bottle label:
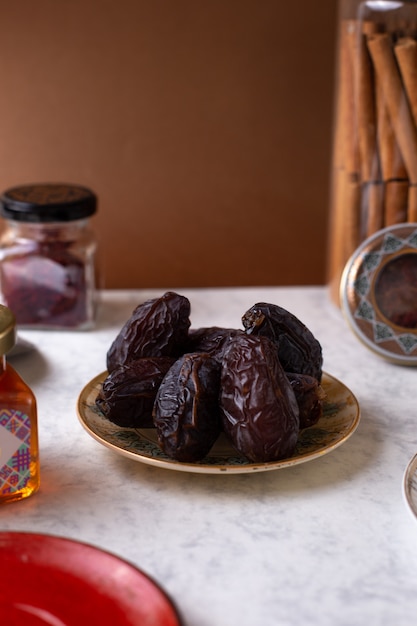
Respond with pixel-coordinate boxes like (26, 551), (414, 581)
(0, 409), (31, 495)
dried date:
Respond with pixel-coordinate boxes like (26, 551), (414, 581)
(220, 334), (299, 463)
(185, 326), (244, 362)
(96, 357), (175, 427)
(107, 292), (191, 372)
(242, 302), (323, 381)
(153, 352), (221, 462)
(286, 372), (325, 429)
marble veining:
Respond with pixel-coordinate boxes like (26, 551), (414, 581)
(3, 287), (417, 626)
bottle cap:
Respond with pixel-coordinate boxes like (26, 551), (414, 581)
(0, 183), (97, 223)
(340, 223), (417, 365)
(0, 305), (16, 355)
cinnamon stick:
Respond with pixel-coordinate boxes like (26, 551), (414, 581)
(346, 21), (379, 181)
(328, 20), (362, 305)
(375, 77), (408, 181)
(335, 20), (360, 174)
(408, 184), (417, 222)
(327, 169), (348, 306)
(374, 72), (408, 226)
(385, 180), (408, 225)
(364, 181), (384, 235)
(345, 174), (362, 255)
(395, 37), (417, 128)
(328, 171), (361, 305)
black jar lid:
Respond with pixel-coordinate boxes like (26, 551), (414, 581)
(0, 183), (97, 222)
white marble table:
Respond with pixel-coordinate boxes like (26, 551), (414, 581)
(2, 286), (417, 626)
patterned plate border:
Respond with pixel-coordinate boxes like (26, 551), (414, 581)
(76, 371), (360, 474)
(403, 452), (417, 521)
(341, 223), (417, 365)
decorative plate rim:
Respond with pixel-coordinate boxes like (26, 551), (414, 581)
(0, 531), (183, 625)
(77, 370), (360, 475)
(403, 452), (417, 521)
(340, 222), (417, 365)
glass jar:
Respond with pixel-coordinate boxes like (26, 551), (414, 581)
(0, 305), (40, 503)
(328, 0), (417, 305)
(0, 183), (98, 330)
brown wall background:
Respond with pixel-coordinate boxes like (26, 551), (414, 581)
(0, 0), (338, 289)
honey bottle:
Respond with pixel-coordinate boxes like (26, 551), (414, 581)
(0, 305), (40, 503)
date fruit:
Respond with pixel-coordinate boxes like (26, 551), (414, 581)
(185, 326), (244, 362)
(286, 372), (325, 429)
(107, 292), (191, 372)
(220, 334), (300, 463)
(153, 352), (221, 462)
(96, 357), (175, 427)
(242, 302), (323, 381)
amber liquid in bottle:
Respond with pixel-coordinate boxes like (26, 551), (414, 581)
(0, 355), (40, 503)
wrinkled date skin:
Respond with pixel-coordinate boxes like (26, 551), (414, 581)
(107, 292), (191, 372)
(286, 372), (325, 429)
(96, 357), (176, 428)
(153, 353), (221, 462)
(220, 334), (300, 463)
(185, 327), (244, 362)
(242, 302), (323, 381)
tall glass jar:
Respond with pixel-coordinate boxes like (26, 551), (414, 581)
(0, 183), (98, 330)
(328, 0), (417, 304)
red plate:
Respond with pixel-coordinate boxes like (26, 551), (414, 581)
(0, 532), (183, 625)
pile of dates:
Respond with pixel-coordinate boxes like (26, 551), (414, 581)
(96, 291), (325, 464)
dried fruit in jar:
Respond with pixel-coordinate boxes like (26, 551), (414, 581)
(185, 326), (244, 361)
(96, 357), (176, 427)
(286, 372), (325, 429)
(242, 302), (323, 381)
(0, 242), (88, 327)
(107, 291), (191, 372)
(220, 334), (299, 463)
(153, 352), (221, 462)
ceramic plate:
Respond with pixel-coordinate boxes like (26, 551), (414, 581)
(77, 371), (360, 474)
(0, 532), (182, 625)
(403, 453), (417, 520)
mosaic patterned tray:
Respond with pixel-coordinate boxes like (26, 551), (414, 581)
(77, 371), (360, 474)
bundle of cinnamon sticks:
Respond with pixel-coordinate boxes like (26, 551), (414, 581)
(328, 13), (417, 303)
